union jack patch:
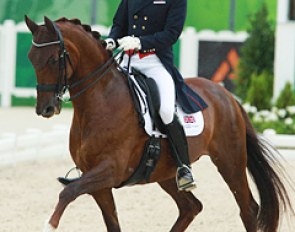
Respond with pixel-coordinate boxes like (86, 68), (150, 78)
(183, 116), (196, 124)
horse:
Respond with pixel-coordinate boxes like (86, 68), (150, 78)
(25, 16), (293, 232)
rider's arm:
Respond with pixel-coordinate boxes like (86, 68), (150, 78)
(108, 0), (128, 43)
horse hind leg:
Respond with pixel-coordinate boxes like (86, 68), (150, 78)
(158, 178), (203, 232)
(91, 189), (121, 232)
(209, 145), (259, 232)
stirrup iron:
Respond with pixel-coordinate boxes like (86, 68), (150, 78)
(176, 165), (196, 192)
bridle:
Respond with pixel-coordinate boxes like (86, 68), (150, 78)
(32, 21), (122, 102)
(33, 22), (72, 101)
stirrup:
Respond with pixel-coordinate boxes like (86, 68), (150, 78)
(57, 176), (80, 186)
(176, 165), (196, 192)
(57, 167), (81, 186)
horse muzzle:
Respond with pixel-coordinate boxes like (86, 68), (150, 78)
(36, 102), (61, 118)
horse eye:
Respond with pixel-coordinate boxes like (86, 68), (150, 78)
(48, 56), (59, 65)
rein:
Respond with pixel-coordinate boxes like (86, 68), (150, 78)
(32, 21), (122, 102)
(68, 50), (122, 101)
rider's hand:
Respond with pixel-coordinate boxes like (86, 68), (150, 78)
(117, 36), (141, 51)
(104, 38), (117, 51)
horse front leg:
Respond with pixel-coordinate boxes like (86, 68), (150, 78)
(43, 159), (118, 231)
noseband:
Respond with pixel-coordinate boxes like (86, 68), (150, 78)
(32, 22), (122, 102)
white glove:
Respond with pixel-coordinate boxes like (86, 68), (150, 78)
(117, 36), (142, 51)
(105, 38), (116, 51)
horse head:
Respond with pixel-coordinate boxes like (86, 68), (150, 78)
(25, 16), (66, 117)
(26, 15), (109, 118)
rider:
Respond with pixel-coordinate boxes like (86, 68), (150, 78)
(105, 0), (207, 191)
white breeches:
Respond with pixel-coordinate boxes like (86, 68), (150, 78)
(122, 54), (175, 124)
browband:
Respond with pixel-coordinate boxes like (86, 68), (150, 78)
(32, 40), (60, 48)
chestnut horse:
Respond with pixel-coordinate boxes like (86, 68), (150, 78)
(25, 16), (292, 232)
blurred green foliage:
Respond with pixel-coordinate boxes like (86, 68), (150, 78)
(246, 71), (273, 110)
(235, 4), (275, 100)
(276, 82), (295, 108)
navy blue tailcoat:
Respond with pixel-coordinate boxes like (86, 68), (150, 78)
(109, 0), (207, 113)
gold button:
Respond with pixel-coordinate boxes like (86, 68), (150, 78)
(142, 26), (146, 30)
(133, 25), (136, 29)
(134, 15), (138, 20)
(144, 16), (148, 21)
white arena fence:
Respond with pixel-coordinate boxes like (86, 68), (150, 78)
(0, 19), (248, 108)
(0, 125), (69, 165)
(0, 125), (294, 166)
(263, 133), (295, 159)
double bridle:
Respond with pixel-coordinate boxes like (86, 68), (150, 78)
(32, 21), (121, 102)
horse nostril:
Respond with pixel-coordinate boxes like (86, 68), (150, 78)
(46, 106), (55, 114)
(42, 105), (55, 117)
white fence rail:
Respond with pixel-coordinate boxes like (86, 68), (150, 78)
(0, 20), (248, 107)
(0, 125), (69, 165)
(0, 126), (294, 166)
(263, 133), (295, 159)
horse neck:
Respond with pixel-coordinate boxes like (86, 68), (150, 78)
(68, 37), (131, 124)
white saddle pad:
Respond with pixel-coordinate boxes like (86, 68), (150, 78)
(144, 105), (204, 137)
(130, 75), (204, 138)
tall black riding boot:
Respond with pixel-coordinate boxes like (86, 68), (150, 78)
(165, 115), (196, 191)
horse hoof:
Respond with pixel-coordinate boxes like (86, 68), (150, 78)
(43, 221), (56, 232)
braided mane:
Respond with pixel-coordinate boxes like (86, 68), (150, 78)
(56, 17), (102, 41)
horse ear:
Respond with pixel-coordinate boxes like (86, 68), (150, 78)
(25, 15), (39, 34)
(44, 16), (56, 34)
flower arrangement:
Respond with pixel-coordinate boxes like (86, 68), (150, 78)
(243, 103), (295, 134)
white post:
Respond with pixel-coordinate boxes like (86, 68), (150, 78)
(273, 24), (295, 100)
(273, 0), (295, 100)
(0, 20), (17, 108)
(277, 0), (289, 23)
(180, 27), (198, 78)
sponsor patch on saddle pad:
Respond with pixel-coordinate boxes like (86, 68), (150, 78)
(129, 75), (204, 137)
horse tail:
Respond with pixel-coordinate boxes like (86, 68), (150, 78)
(238, 102), (293, 232)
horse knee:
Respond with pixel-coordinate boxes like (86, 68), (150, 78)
(59, 185), (78, 203)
